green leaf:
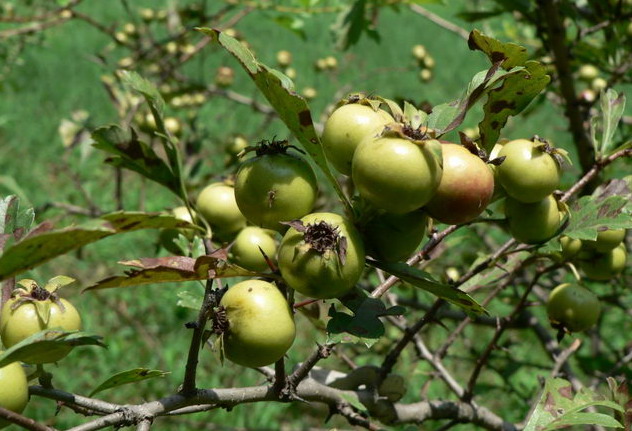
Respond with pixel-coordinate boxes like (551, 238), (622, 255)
(403, 101), (428, 129)
(0, 212), (197, 281)
(119, 66), (186, 199)
(119, 71), (165, 124)
(43, 275), (76, 293)
(368, 258), (487, 316)
(0, 195), (35, 250)
(198, 28), (352, 214)
(92, 125), (182, 197)
(89, 368), (169, 397)
(524, 378), (624, 431)
(564, 188), (632, 241)
(86, 251), (266, 290)
(591, 89), (626, 157)
(327, 289), (405, 347)
(0, 329), (105, 368)
(272, 15), (306, 40)
(330, 0), (373, 51)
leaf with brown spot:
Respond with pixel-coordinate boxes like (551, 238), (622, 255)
(478, 61), (550, 152)
(85, 252), (267, 290)
(0, 212), (200, 282)
(525, 378), (624, 431)
(564, 192), (632, 241)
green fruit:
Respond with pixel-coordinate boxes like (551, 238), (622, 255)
(322, 103), (394, 175)
(578, 244), (627, 280)
(496, 139), (561, 203)
(546, 283), (601, 332)
(353, 137), (443, 214)
(235, 145), (318, 230)
(505, 195), (561, 244)
(578, 64), (599, 81)
(363, 210), (427, 262)
(220, 280), (295, 368)
(278, 212), (366, 299)
(196, 183), (247, 239)
(560, 236), (582, 259)
(231, 227), (277, 272)
(0, 358), (29, 429)
(1, 297), (82, 364)
(582, 228), (626, 252)
(425, 143), (494, 225)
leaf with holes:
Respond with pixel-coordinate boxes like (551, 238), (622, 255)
(477, 61), (550, 152)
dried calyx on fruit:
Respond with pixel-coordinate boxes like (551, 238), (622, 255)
(278, 213), (366, 299)
(0, 277), (82, 364)
(234, 138), (318, 230)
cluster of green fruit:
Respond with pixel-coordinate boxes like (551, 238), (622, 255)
(411, 44), (435, 82)
(545, 230), (627, 335)
(0, 280), (83, 428)
(159, 94), (627, 369)
(576, 64), (607, 103)
(492, 138), (566, 244)
(274, 50), (320, 99)
(558, 229), (628, 280)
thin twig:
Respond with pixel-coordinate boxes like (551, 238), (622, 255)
(0, 407), (56, 431)
(409, 4), (470, 40)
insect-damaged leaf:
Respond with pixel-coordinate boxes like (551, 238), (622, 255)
(368, 258), (487, 316)
(92, 125), (182, 197)
(197, 27), (351, 213)
(0, 212), (198, 281)
(0, 329), (105, 368)
(327, 289), (405, 347)
(467, 30), (550, 152)
(524, 378), (623, 431)
(89, 368), (169, 397)
(85, 250), (268, 290)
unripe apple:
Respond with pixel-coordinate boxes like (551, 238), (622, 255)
(425, 143), (494, 225)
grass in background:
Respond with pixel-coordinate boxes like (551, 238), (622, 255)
(1, 1), (629, 429)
